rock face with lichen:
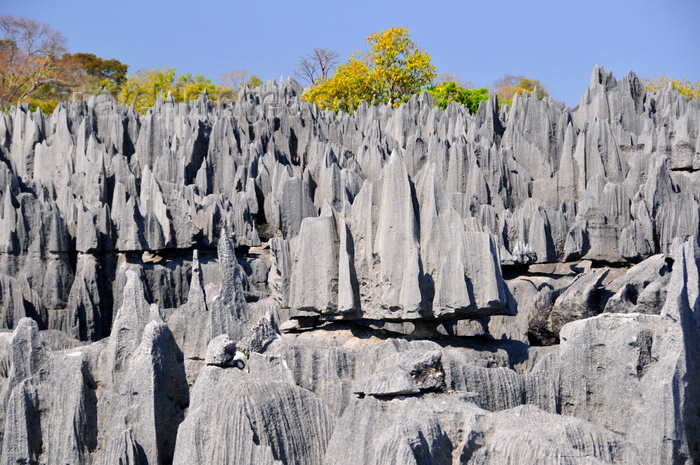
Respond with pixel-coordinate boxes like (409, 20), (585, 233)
(0, 67), (697, 464)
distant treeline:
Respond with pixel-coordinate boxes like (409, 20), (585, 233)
(1, 15), (696, 115)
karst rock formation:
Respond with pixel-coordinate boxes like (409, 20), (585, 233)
(0, 66), (698, 464)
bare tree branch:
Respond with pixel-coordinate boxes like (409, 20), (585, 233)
(492, 74), (524, 100)
(294, 48), (338, 85)
(294, 56), (317, 86)
(434, 72), (474, 89)
(312, 48), (338, 81)
(218, 69), (251, 90)
(0, 15), (67, 108)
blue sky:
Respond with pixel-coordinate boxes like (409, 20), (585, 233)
(3, 0), (699, 107)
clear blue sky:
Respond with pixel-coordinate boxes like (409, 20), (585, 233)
(3, 0), (699, 107)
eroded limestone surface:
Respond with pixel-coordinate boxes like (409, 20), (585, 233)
(0, 67), (697, 464)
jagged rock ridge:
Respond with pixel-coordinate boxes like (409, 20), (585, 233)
(0, 67), (697, 464)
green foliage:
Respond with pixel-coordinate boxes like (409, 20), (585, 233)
(37, 52), (130, 101)
(427, 81), (488, 114)
(2, 15), (258, 113)
(303, 27), (436, 112)
(118, 68), (235, 113)
(173, 73), (235, 103)
(68, 52), (127, 94)
(26, 97), (57, 114)
(118, 68), (176, 112)
(515, 77), (547, 99)
(247, 75), (263, 88)
(367, 27), (436, 105)
(72, 53), (126, 83)
(644, 75), (700, 101)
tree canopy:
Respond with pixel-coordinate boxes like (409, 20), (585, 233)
(367, 28), (435, 105)
(303, 27), (436, 112)
(0, 15), (247, 113)
(117, 68), (236, 113)
(303, 57), (375, 112)
(0, 15), (130, 112)
(51, 52), (128, 102)
(0, 15), (67, 110)
(67, 53), (127, 92)
(1, 16), (573, 116)
(492, 75), (548, 104)
(427, 81), (488, 114)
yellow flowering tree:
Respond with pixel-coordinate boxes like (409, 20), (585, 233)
(644, 75), (700, 101)
(302, 57), (376, 112)
(303, 27), (436, 112)
(368, 27), (435, 105)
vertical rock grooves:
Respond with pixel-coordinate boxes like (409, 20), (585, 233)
(0, 67), (697, 463)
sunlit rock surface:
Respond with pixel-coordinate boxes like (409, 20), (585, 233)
(0, 67), (697, 463)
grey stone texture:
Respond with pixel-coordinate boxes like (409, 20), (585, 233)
(0, 68), (697, 463)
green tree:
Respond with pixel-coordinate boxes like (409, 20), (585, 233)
(303, 27), (435, 111)
(67, 53), (127, 94)
(118, 68), (235, 113)
(515, 77), (547, 99)
(118, 68), (176, 112)
(173, 73), (235, 103)
(367, 27), (435, 105)
(38, 52), (130, 104)
(246, 75), (263, 88)
(427, 81), (489, 114)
